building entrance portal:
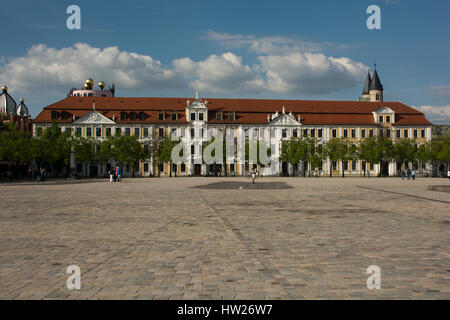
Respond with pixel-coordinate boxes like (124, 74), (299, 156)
(194, 164), (201, 176)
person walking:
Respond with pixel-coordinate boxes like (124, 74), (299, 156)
(40, 168), (46, 182)
(411, 169), (416, 181)
(406, 168), (411, 180)
(401, 170), (405, 180)
(114, 166), (118, 183)
(117, 166), (122, 183)
(109, 168), (114, 183)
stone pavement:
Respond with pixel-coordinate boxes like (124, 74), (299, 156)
(0, 177), (449, 299)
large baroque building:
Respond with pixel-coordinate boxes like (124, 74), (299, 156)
(33, 70), (432, 177)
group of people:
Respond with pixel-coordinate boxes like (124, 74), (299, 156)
(401, 168), (416, 180)
(109, 166), (122, 183)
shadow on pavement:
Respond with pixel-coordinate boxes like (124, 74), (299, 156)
(192, 181), (293, 190)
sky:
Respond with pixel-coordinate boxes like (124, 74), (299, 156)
(0, 0), (449, 123)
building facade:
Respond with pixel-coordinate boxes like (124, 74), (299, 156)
(33, 71), (433, 177)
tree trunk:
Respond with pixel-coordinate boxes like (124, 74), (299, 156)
(363, 161), (366, 177)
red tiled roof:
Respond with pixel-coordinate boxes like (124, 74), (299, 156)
(33, 96), (432, 126)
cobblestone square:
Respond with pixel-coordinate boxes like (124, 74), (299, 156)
(0, 177), (449, 299)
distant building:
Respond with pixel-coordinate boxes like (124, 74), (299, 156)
(33, 71), (433, 178)
(0, 86), (32, 133)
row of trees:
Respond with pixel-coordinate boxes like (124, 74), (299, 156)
(1, 121), (449, 178)
(280, 136), (450, 177)
(0, 122), (169, 178)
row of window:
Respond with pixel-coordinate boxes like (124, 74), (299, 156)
(72, 126), (150, 138)
(51, 111), (71, 120)
(39, 125), (428, 140)
(330, 128), (426, 139)
(378, 115), (392, 123)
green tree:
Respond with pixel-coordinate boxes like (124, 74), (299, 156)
(0, 121), (34, 170)
(392, 139), (417, 173)
(33, 122), (72, 175)
(113, 135), (151, 177)
(324, 138), (344, 177)
(155, 135), (178, 177)
(436, 138), (450, 174)
(373, 138), (394, 177)
(71, 136), (99, 176)
(358, 137), (377, 177)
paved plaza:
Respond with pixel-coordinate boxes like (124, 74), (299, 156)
(0, 177), (449, 299)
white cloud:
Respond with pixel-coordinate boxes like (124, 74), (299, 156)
(427, 85), (450, 98)
(0, 43), (184, 94)
(0, 40), (368, 98)
(415, 105), (450, 124)
(201, 30), (353, 55)
(257, 53), (367, 94)
(173, 52), (265, 93)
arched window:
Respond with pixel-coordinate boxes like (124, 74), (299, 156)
(130, 112), (136, 121)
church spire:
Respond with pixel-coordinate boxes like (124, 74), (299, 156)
(362, 69), (372, 95)
(370, 64), (383, 91)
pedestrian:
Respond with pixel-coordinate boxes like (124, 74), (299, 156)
(401, 170), (405, 180)
(251, 168), (257, 184)
(406, 168), (411, 180)
(117, 166), (122, 183)
(412, 169), (416, 180)
(114, 166), (118, 183)
(109, 168), (114, 183)
(27, 167), (32, 182)
(448, 168), (450, 179)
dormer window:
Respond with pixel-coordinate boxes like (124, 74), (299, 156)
(190, 112), (196, 121)
(216, 111), (222, 121)
(198, 113), (204, 121)
(386, 115), (391, 123)
(172, 112), (178, 121)
(120, 112), (127, 121)
(130, 112), (136, 121)
(229, 112), (235, 121)
(159, 111), (165, 121)
(139, 112), (145, 121)
(51, 111), (58, 120)
(61, 111), (68, 120)
(379, 115), (383, 123)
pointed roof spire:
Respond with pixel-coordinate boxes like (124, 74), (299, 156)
(370, 64), (383, 90)
(362, 69), (372, 95)
(195, 90), (199, 100)
(16, 98), (29, 117)
(0, 85), (17, 114)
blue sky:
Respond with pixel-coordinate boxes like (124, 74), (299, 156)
(1, 0), (449, 123)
